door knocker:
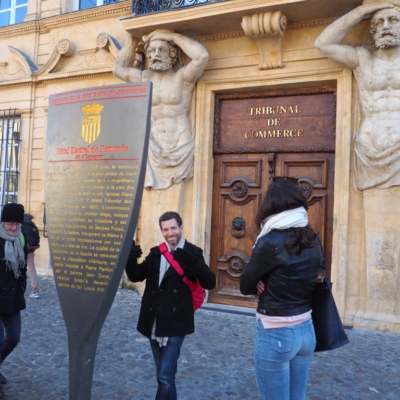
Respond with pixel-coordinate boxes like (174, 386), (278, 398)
(231, 217), (245, 238)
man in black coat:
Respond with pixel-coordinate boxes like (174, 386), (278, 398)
(125, 211), (215, 400)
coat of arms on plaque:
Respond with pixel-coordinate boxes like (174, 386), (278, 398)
(81, 103), (104, 144)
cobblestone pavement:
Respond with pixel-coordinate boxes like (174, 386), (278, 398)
(1, 276), (399, 399)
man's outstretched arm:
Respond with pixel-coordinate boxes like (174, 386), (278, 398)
(112, 35), (142, 82)
(315, 2), (393, 69)
(143, 30), (208, 83)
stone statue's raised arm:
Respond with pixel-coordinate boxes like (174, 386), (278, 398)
(315, 2), (394, 69)
(143, 30), (208, 83)
(112, 36), (142, 83)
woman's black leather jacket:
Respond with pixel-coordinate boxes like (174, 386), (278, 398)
(240, 230), (321, 317)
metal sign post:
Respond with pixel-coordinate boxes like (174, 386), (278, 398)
(45, 83), (152, 399)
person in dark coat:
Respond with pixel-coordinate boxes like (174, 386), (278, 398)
(240, 178), (321, 400)
(22, 213), (40, 298)
(126, 211), (216, 400)
(0, 203), (27, 400)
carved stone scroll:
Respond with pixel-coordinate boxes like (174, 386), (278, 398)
(8, 46), (38, 74)
(241, 11), (287, 70)
(31, 33), (121, 77)
(96, 32), (121, 58)
(32, 39), (75, 75)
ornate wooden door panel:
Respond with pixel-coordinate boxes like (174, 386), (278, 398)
(210, 152), (335, 307)
(210, 154), (269, 306)
(275, 153), (335, 271)
(210, 88), (336, 307)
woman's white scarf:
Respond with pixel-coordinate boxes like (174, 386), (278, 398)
(254, 207), (309, 246)
(0, 224), (25, 278)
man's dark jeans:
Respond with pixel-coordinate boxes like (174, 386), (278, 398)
(150, 336), (185, 400)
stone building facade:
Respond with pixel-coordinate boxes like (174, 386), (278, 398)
(1, 0), (398, 332)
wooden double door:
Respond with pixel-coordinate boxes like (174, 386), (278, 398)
(209, 152), (335, 307)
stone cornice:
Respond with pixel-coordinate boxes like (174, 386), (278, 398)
(37, 71), (113, 86)
(0, 1), (131, 38)
(0, 107), (32, 116)
(40, 2), (132, 33)
(121, 0), (359, 38)
(19, 108), (34, 116)
(0, 3), (345, 41)
(287, 18), (330, 30)
(0, 81), (32, 89)
(202, 31), (245, 42)
(201, 18), (331, 42)
(0, 71), (114, 89)
(0, 20), (39, 38)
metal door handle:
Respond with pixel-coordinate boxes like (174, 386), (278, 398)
(231, 217), (245, 238)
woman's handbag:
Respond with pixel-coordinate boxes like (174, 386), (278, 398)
(312, 237), (349, 352)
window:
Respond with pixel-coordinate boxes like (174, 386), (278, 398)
(0, 110), (21, 206)
(74, 0), (119, 11)
(0, 0), (28, 27)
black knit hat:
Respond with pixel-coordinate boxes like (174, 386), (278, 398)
(1, 203), (25, 223)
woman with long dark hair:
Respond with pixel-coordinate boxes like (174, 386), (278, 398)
(240, 178), (321, 400)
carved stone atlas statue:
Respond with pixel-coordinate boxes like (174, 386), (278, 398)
(113, 29), (209, 190)
(316, 0), (400, 328)
(316, 0), (400, 190)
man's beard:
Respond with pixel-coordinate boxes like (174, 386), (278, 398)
(375, 30), (400, 49)
(149, 58), (173, 72)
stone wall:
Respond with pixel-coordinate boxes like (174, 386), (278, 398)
(2, 0), (398, 331)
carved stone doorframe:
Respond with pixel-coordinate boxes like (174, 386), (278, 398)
(192, 68), (353, 318)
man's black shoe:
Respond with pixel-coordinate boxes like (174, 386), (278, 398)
(0, 385), (7, 400)
(0, 374), (7, 385)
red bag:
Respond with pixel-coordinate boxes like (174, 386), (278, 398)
(159, 243), (205, 311)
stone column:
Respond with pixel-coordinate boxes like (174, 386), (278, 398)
(360, 187), (400, 328)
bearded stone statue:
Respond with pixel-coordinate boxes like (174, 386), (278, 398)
(316, 1), (400, 328)
(113, 30), (208, 190)
(316, 0), (400, 190)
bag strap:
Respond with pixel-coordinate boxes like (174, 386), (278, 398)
(19, 232), (25, 248)
(158, 243), (195, 291)
(316, 235), (327, 279)
(158, 243), (185, 277)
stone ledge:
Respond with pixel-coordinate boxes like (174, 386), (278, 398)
(121, 0), (361, 38)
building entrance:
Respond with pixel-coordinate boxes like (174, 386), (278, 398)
(209, 88), (336, 307)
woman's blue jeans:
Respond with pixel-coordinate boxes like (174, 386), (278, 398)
(0, 311), (21, 365)
(150, 336), (185, 400)
(254, 318), (316, 400)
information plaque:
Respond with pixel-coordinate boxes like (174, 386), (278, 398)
(45, 83), (152, 399)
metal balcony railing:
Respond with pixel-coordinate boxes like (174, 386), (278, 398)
(132, 0), (224, 15)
